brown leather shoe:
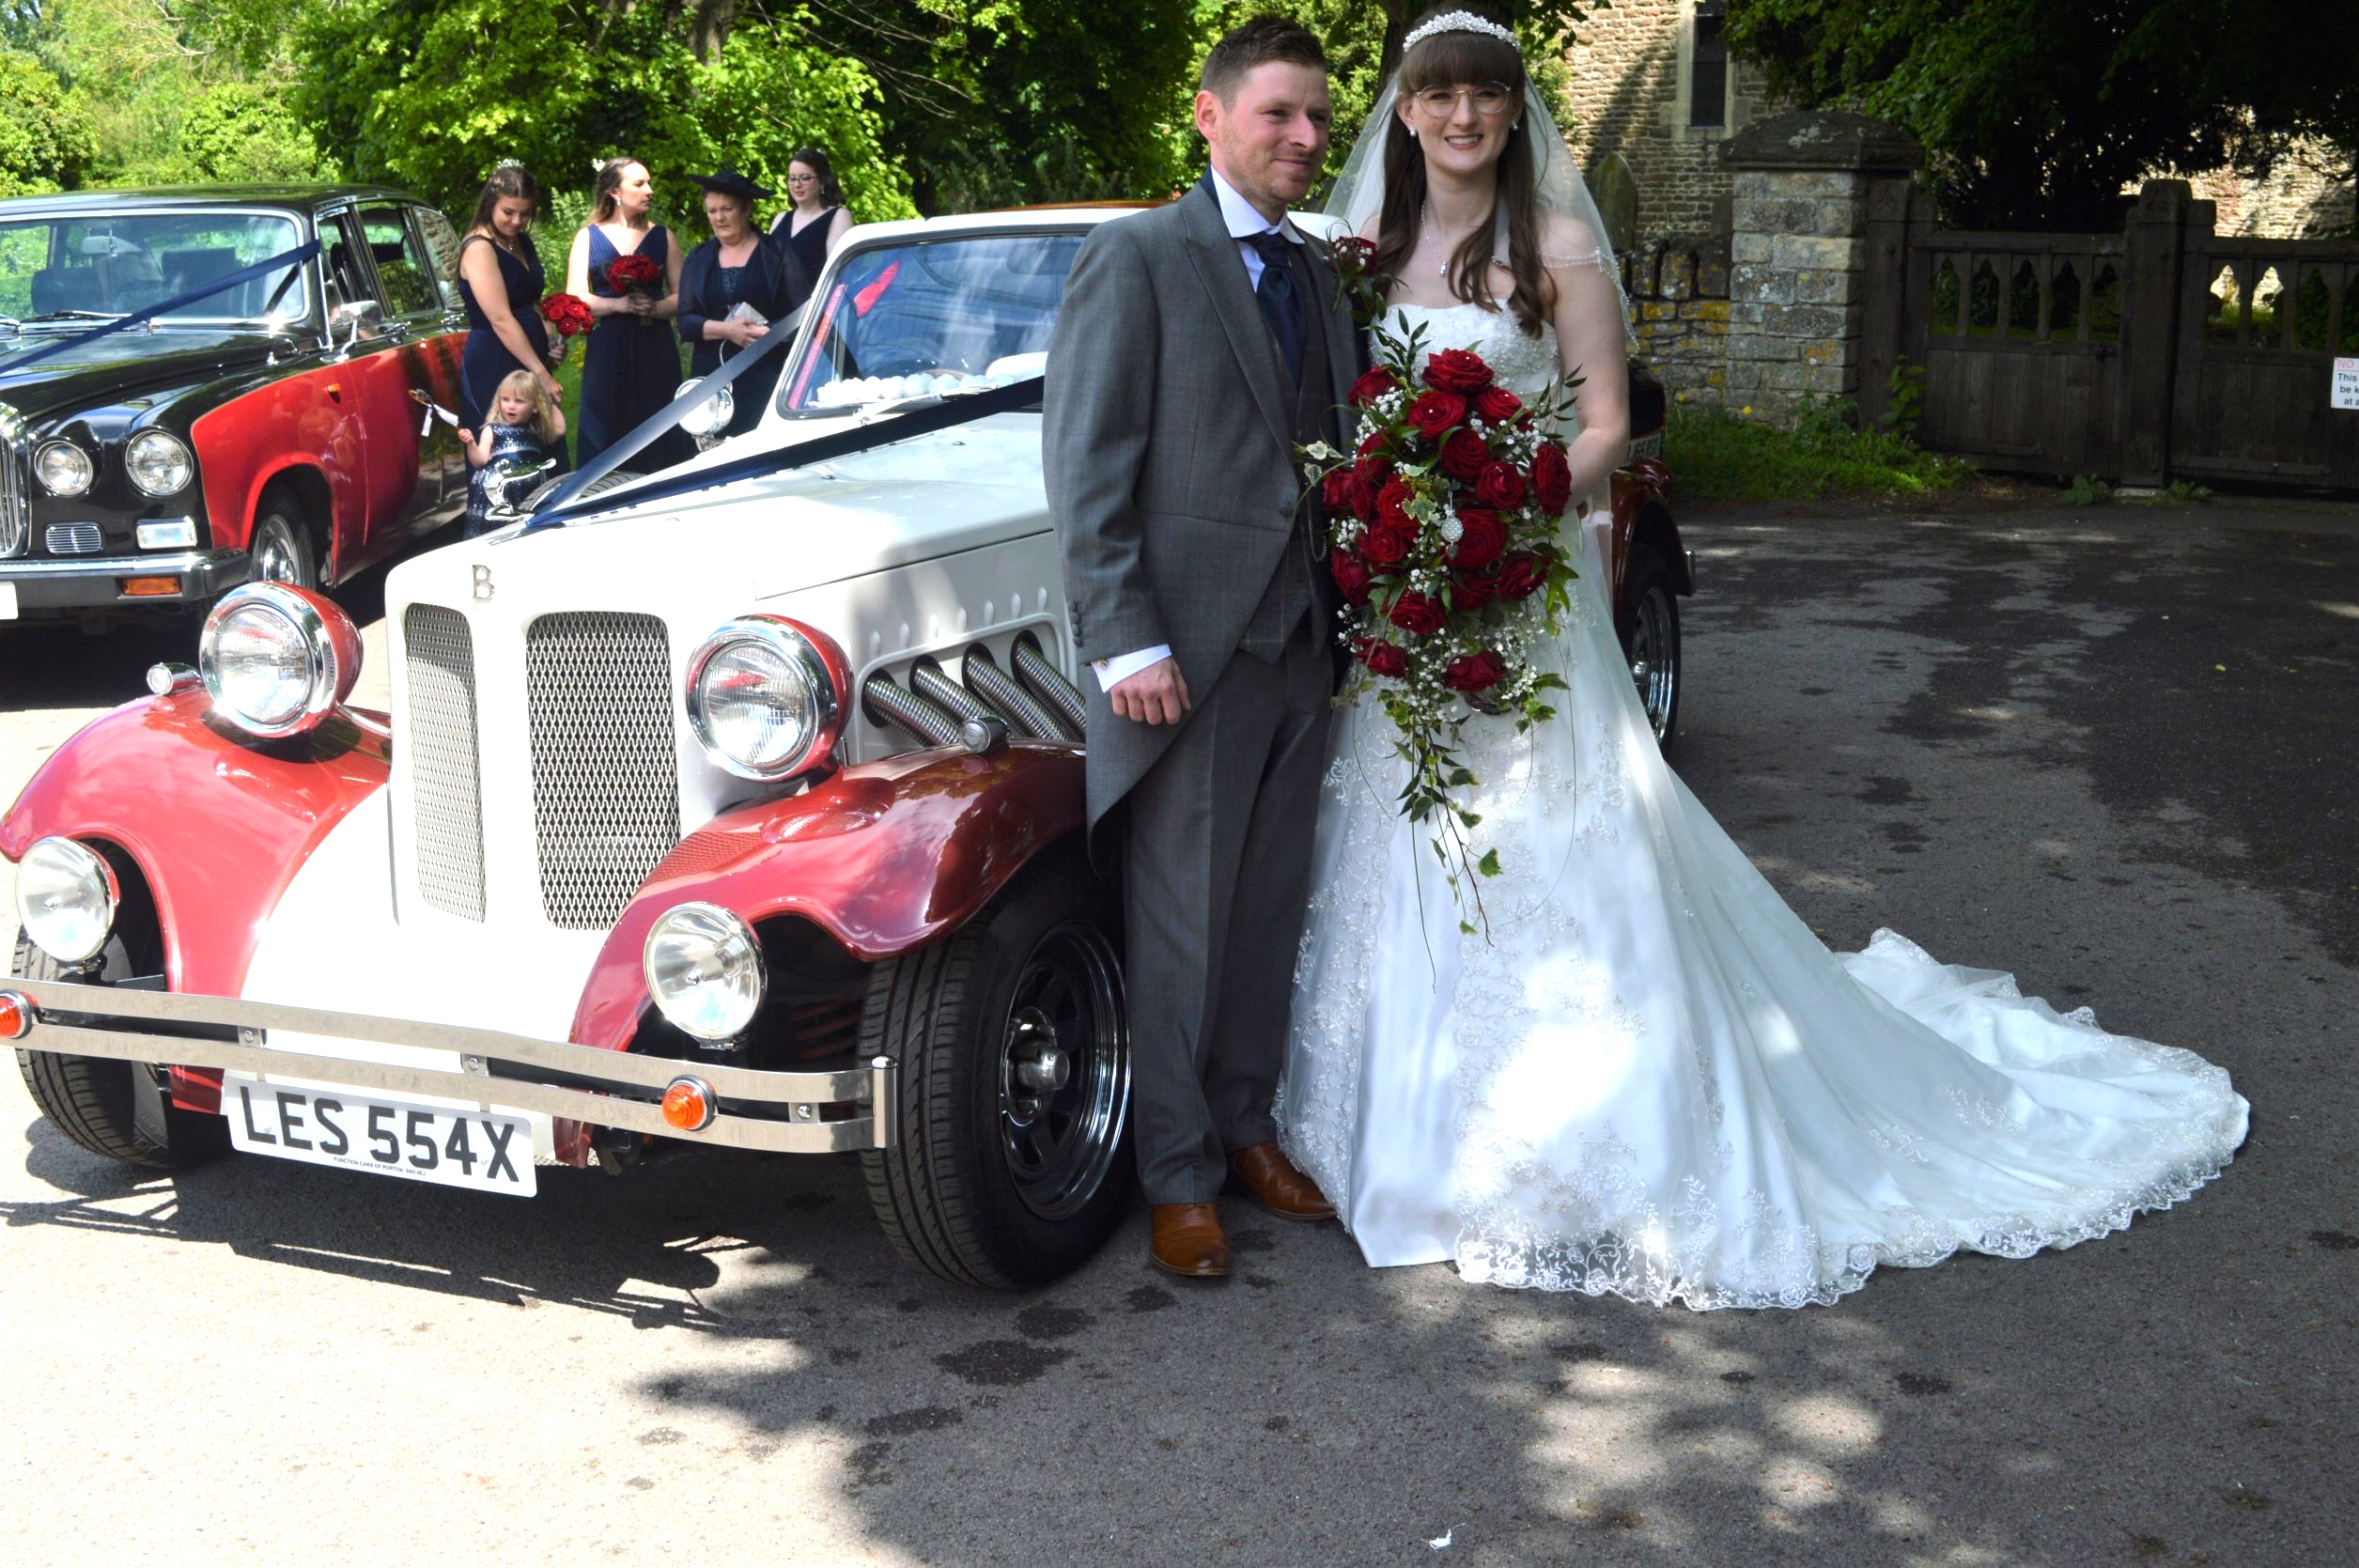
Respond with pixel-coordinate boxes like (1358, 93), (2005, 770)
(1150, 1203), (1230, 1278)
(1227, 1142), (1337, 1222)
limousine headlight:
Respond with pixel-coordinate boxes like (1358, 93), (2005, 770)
(644, 902), (766, 1041)
(686, 616), (846, 781)
(199, 582), (361, 739)
(34, 440), (93, 497)
(16, 837), (117, 966)
(126, 430), (194, 497)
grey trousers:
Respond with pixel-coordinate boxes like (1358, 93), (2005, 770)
(1122, 616), (1334, 1205)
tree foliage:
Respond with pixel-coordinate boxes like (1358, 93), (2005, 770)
(0, 46), (98, 194)
(1727, 0), (2359, 230)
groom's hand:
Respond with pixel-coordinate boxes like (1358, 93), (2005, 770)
(1111, 658), (1191, 726)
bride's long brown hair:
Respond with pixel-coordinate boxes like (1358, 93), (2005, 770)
(1372, 8), (1554, 334)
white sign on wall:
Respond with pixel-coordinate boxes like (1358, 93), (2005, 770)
(2336, 357), (2359, 411)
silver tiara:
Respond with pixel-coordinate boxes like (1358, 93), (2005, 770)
(492, 158), (525, 173)
(1402, 10), (1519, 54)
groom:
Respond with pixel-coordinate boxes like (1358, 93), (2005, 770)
(1044, 15), (1360, 1280)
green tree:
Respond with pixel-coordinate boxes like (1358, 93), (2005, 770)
(0, 46), (98, 194)
(161, 80), (326, 182)
(1726, 0), (2359, 230)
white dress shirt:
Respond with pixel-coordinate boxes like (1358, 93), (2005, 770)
(1093, 165), (1306, 693)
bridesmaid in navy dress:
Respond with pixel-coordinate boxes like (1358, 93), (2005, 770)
(566, 156), (689, 470)
(454, 163), (565, 458)
(678, 167), (812, 440)
(770, 146), (853, 283)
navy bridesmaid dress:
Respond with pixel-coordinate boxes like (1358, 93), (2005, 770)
(457, 233), (555, 442)
(578, 225), (688, 471)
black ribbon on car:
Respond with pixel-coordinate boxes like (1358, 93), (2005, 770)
(520, 373), (1048, 535)
(0, 241), (323, 373)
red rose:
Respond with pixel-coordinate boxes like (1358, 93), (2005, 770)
(1353, 636), (1408, 678)
(1444, 650), (1508, 694)
(1373, 476), (1417, 530)
(1389, 591), (1447, 637)
(1360, 522), (1413, 567)
(1406, 390), (1466, 441)
(1423, 349), (1493, 396)
(1350, 365), (1401, 405)
(1344, 464), (1382, 520)
(1331, 236), (1377, 274)
(538, 292), (595, 337)
(1452, 568), (1500, 610)
(607, 253), (662, 289)
(1438, 427), (1489, 481)
(1475, 460), (1527, 509)
(1451, 505), (1507, 568)
(1498, 551), (1548, 600)
(1358, 428), (1389, 458)
(1531, 441), (1574, 517)
(1329, 549), (1374, 605)
(1474, 385), (1523, 425)
(1322, 466), (1358, 515)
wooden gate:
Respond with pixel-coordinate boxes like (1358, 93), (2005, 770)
(1861, 179), (2359, 491)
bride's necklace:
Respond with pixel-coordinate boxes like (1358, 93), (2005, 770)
(1419, 199), (1489, 277)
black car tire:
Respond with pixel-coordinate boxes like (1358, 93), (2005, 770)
(12, 936), (230, 1171)
(249, 505), (319, 592)
(1619, 544), (1683, 749)
(860, 854), (1134, 1290)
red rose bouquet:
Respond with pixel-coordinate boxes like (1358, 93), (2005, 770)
(537, 291), (596, 338)
(602, 253), (663, 327)
(1299, 303), (1585, 927)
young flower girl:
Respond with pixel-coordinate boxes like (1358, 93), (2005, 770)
(461, 369), (566, 536)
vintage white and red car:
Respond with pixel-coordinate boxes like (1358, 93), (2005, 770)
(3, 206), (1690, 1289)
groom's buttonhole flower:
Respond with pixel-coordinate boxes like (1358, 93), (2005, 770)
(1422, 349), (1495, 396)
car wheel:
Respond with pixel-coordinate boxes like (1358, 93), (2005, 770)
(860, 852), (1134, 1289)
(249, 505), (318, 591)
(11, 935), (229, 1171)
(1619, 545), (1682, 748)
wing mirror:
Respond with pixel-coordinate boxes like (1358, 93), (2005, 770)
(673, 378), (737, 449)
(329, 298), (383, 356)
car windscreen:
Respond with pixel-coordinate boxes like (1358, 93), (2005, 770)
(0, 211), (309, 325)
(778, 230), (1085, 414)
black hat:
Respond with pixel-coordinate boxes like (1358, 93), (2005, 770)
(691, 165), (773, 202)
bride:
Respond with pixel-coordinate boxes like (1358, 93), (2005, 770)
(1276, 7), (2248, 1309)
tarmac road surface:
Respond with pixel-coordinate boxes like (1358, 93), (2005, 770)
(1, 499), (2352, 1565)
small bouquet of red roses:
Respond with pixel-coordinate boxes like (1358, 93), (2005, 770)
(538, 291), (596, 338)
(1300, 310), (1583, 928)
(601, 253), (663, 327)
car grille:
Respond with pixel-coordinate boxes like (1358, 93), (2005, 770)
(0, 406), (25, 559)
(524, 612), (679, 929)
(403, 604), (488, 921)
(44, 522), (101, 555)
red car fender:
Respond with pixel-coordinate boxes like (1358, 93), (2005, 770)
(567, 743), (1086, 1053)
(191, 370), (366, 559)
(0, 689), (390, 999)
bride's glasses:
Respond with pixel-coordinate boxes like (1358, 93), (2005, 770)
(1411, 83), (1515, 119)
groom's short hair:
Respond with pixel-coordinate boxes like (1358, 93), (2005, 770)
(1201, 15), (1329, 102)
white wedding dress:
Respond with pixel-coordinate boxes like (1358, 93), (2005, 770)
(1277, 301), (2248, 1310)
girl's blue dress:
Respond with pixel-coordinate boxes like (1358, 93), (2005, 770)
(464, 424), (549, 537)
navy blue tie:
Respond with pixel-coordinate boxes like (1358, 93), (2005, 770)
(1249, 231), (1307, 385)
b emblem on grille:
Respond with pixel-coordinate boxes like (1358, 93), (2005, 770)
(472, 565), (494, 601)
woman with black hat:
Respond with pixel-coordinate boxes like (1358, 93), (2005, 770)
(677, 166), (813, 439)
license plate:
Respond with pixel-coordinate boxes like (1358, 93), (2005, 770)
(223, 1072), (535, 1197)
(0, 582), (16, 620)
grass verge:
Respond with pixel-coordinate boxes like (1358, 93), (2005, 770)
(1664, 409), (1973, 505)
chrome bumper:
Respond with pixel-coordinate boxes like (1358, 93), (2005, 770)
(0, 547), (250, 610)
(2, 977), (893, 1155)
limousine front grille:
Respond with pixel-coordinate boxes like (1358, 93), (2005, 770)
(524, 612), (679, 929)
(403, 604), (488, 921)
(0, 407), (25, 559)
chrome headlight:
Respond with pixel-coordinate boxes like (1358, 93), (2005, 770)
(643, 902), (766, 1041)
(126, 430), (194, 497)
(34, 440), (94, 497)
(673, 378), (735, 438)
(685, 617), (846, 781)
(198, 582), (361, 739)
(16, 837), (118, 966)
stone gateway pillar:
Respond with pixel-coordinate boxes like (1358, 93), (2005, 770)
(1721, 111), (1925, 426)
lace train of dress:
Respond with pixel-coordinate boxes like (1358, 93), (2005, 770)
(1277, 303), (2248, 1310)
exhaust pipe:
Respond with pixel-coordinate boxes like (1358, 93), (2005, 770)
(861, 672), (964, 748)
(1011, 632), (1088, 739)
(963, 644), (1074, 742)
(908, 657), (1000, 726)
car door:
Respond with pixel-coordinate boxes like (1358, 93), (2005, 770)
(356, 201), (463, 533)
(403, 202), (472, 517)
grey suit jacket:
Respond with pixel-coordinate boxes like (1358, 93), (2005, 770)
(1043, 181), (1360, 838)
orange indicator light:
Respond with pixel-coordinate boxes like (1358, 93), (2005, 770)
(0, 991), (29, 1041)
(661, 1077), (716, 1132)
(120, 577), (183, 598)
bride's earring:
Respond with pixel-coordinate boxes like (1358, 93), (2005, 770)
(1409, 127), (1420, 139)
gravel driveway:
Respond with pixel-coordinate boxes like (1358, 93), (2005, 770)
(1, 501), (2352, 1565)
